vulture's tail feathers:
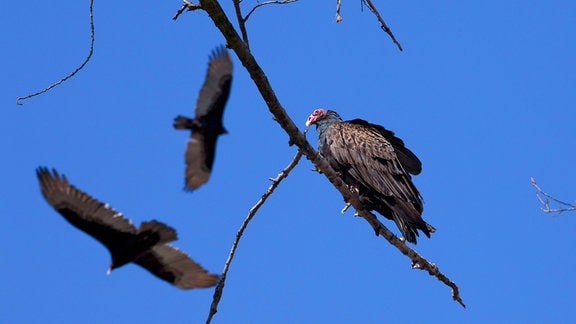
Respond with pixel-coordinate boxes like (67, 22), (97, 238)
(390, 201), (434, 244)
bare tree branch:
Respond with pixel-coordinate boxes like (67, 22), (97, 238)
(336, 0), (343, 22)
(233, 0), (299, 49)
(232, 0), (250, 47)
(173, 0), (202, 20)
(531, 177), (576, 213)
(16, 0), (96, 105)
(199, 0), (464, 309)
(361, 0), (403, 51)
(244, 0), (298, 23)
(206, 151), (303, 324)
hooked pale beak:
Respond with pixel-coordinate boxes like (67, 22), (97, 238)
(305, 116), (314, 127)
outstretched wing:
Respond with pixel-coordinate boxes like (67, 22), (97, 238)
(36, 167), (137, 250)
(178, 46), (232, 191)
(194, 46), (233, 129)
(134, 244), (219, 289)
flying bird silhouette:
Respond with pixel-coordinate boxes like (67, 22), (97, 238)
(174, 45), (233, 190)
(306, 109), (435, 244)
(36, 167), (219, 289)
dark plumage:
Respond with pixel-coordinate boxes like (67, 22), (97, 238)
(174, 45), (233, 190)
(36, 167), (219, 289)
(306, 109), (435, 244)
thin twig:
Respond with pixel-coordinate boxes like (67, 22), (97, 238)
(206, 151), (303, 323)
(200, 0), (463, 308)
(16, 0), (96, 105)
(531, 177), (576, 213)
(233, 0), (250, 48)
(336, 0), (343, 22)
(244, 0), (298, 23)
(173, 0), (202, 20)
(361, 0), (403, 51)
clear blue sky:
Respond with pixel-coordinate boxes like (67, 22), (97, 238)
(2, 1), (576, 323)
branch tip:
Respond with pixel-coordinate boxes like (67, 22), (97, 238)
(244, 0), (299, 23)
(173, 0), (202, 20)
(361, 0), (403, 51)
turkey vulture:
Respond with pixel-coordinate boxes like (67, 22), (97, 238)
(305, 109), (435, 244)
(36, 167), (219, 289)
(174, 45), (233, 190)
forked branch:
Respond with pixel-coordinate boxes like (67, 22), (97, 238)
(531, 177), (576, 213)
(234, 0), (299, 49)
(206, 151), (303, 323)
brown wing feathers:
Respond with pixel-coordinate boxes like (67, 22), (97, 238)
(36, 167), (218, 289)
(36, 47), (234, 290)
(135, 245), (219, 289)
(174, 46), (233, 191)
(308, 109), (434, 244)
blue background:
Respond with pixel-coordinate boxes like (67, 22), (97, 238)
(2, 1), (575, 323)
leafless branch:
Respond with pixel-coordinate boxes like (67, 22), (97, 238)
(232, 0), (250, 47)
(199, 0), (464, 309)
(336, 0), (343, 22)
(206, 151), (303, 324)
(531, 177), (576, 213)
(233, 0), (298, 49)
(173, 0), (202, 20)
(244, 0), (298, 23)
(373, 218), (466, 308)
(16, 0), (96, 105)
(361, 0), (403, 51)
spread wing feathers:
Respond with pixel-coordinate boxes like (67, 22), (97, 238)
(173, 46), (232, 191)
(183, 131), (217, 190)
(36, 167), (137, 248)
(347, 119), (422, 175)
(194, 46), (233, 126)
(134, 244), (219, 289)
(324, 122), (422, 206)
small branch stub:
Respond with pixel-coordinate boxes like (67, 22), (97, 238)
(173, 0), (202, 20)
(336, 0), (342, 22)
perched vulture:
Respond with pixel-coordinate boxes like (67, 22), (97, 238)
(174, 45), (233, 191)
(36, 167), (219, 289)
(305, 109), (435, 244)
